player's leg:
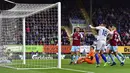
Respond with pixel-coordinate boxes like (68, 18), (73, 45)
(100, 50), (108, 66)
(106, 44), (111, 63)
(118, 52), (125, 62)
(70, 46), (75, 64)
(84, 58), (95, 64)
(100, 41), (108, 66)
(116, 46), (125, 62)
(106, 49), (111, 63)
(99, 54), (102, 63)
(108, 48), (116, 66)
(77, 57), (85, 64)
(106, 53), (111, 64)
(113, 46), (124, 66)
(95, 41), (101, 67)
(74, 46), (80, 64)
(95, 50), (100, 67)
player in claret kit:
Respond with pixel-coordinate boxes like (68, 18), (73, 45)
(69, 27), (83, 64)
(89, 23), (110, 67)
(77, 46), (95, 64)
(108, 25), (124, 66)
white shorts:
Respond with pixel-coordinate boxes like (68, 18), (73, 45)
(110, 46), (118, 52)
(71, 46), (80, 52)
(96, 40), (106, 51)
(106, 44), (111, 49)
(104, 44), (111, 53)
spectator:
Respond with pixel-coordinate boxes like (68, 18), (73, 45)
(92, 8), (130, 46)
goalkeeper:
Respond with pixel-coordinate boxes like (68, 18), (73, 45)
(0, 47), (12, 63)
(6, 49), (13, 61)
(77, 46), (95, 64)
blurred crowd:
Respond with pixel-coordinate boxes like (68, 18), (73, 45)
(69, 8), (84, 20)
(25, 8), (58, 45)
(61, 28), (70, 45)
(92, 8), (130, 46)
(2, 7), (129, 46)
(24, 7), (130, 46)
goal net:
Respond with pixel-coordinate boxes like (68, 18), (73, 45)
(0, 2), (61, 69)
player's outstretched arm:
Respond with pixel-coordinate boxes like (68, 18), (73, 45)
(89, 25), (100, 30)
(69, 33), (73, 38)
(89, 25), (96, 29)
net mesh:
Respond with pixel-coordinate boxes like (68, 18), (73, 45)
(0, 4), (54, 18)
(0, 3), (59, 69)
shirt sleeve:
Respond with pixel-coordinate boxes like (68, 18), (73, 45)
(70, 33), (73, 37)
(95, 26), (100, 30)
(106, 28), (111, 34)
(80, 33), (83, 38)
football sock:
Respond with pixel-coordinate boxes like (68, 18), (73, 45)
(101, 54), (107, 62)
(95, 53), (100, 64)
(116, 54), (122, 63)
(75, 55), (79, 63)
(107, 54), (111, 62)
(71, 55), (75, 62)
(109, 54), (115, 62)
(118, 53), (125, 59)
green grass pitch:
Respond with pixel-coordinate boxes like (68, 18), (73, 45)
(0, 59), (130, 73)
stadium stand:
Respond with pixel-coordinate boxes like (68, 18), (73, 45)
(85, 32), (96, 45)
(61, 28), (70, 45)
(25, 8), (58, 45)
(3, 0), (128, 46)
(92, 8), (130, 46)
(69, 8), (84, 20)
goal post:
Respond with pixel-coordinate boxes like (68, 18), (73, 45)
(0, 2), (61, 69)
(58, 2), (61, 69)
(22, 17), (26, 65)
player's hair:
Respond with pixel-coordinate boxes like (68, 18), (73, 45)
(99, 22), (107, 27)
(107, 25), (112, 29)
(112, 26), (116, 30)
(75, 27), (80, 29)
(101, 20), (107, 26)
(74, 27), (80, 32)
(74, 28), (76, 32)
(90, 46), (94, 49)
(109, 25), (113, 27)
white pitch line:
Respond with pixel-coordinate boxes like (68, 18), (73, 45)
(0, 65), (17, 69)
(61, 68), (95, 73)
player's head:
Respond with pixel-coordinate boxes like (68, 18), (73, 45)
(100, 23), (104, 26)
(8, 49), (11, 51)
(75, 27), (80, 32)
(112, 26), (116, 31)
(90, 46), (94, 51)
(108, 25), (113, 31)
(108, 25), (116, 31)
(99, 22), (107, 27)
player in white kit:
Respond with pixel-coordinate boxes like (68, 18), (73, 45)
(89, 23), (110, 67)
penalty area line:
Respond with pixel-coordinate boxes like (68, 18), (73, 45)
(60, 68), (95, 73)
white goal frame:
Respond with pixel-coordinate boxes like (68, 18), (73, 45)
(0, 1), (61, 69)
